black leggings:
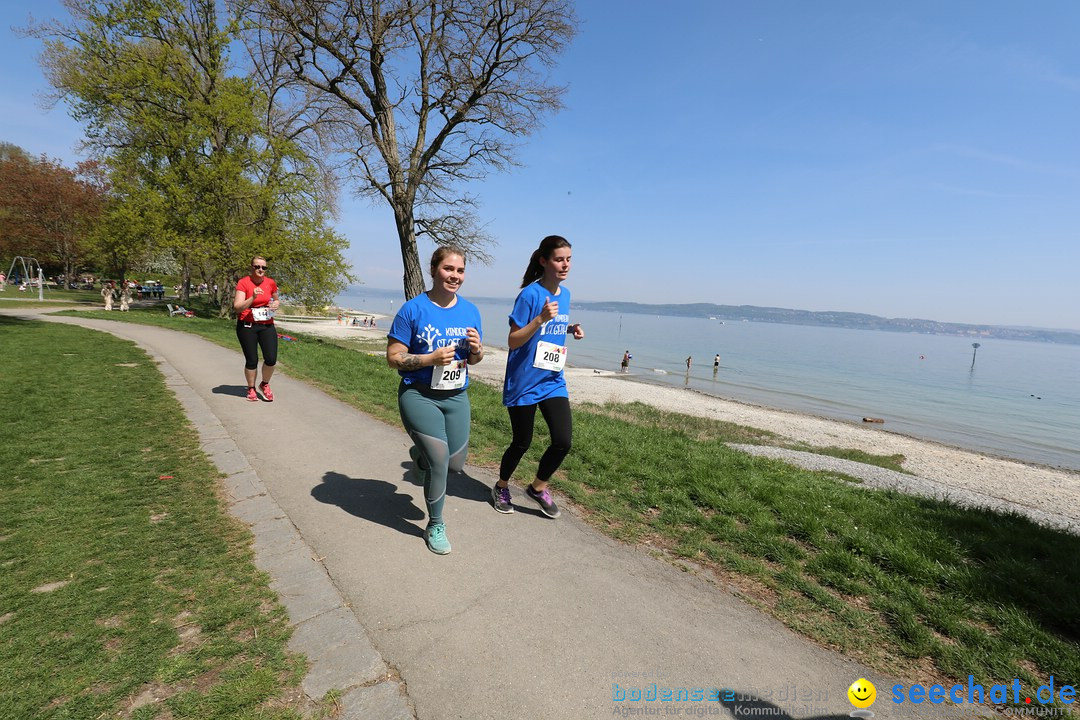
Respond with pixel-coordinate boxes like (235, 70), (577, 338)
(236, 320), (278, 370)
(499, 396), (572, 483)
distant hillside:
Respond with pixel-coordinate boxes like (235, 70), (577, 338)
(574, 301), (1080, 345)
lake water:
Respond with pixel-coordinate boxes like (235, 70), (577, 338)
(337, 287), (1080, 471)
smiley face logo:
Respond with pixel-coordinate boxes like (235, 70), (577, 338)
(848, 678), (876, 709)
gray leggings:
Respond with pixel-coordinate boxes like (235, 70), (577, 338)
(398, 382), (471, 525)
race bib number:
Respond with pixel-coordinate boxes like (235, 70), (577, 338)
(533, 340), (567, 372)
(252, 306), (274, 322)
(431, 359), (467, 390)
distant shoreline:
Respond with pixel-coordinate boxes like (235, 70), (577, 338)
(573, 302), (1080, 346)
(335, 287), (1080, 345)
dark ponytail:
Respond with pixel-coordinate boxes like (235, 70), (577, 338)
(520, 235), (572, 288)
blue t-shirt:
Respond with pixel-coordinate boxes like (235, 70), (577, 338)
(388, 293), (483, 388)
(503, 282), (571, 406)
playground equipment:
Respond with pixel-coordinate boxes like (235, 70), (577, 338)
(4, 256), (46, 300)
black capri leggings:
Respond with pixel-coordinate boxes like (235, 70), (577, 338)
(235, 320), (278, 370)
(499, 396), (572, 483)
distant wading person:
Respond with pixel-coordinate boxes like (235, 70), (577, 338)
(233, 256), (280, 402)
(492, 235), (584, 518)
(387, 246), (484, 555)
(621, 350), (631, 373)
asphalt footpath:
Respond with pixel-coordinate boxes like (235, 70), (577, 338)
(6, 308), (986, 720)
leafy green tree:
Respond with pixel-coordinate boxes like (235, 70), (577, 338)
(238, 0), (578, 299)
(86, 164), (162, 282)
(30, 0), (353, 312)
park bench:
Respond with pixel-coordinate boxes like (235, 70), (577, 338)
(166, 304), (193, 317)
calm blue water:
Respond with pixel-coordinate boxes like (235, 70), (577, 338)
(337, 287), (1080, 471)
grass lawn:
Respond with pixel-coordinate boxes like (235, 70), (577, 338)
(0, 315), (323, 719)
(47, 304), (1080, 709)
(0, 288), (102, 308)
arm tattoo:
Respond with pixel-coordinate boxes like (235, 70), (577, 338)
(398, 353), (424, 371)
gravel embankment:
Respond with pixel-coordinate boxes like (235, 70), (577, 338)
(728, 444), (1079, 535)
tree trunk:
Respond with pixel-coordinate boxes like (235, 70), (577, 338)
(181, 260), (191, 305)
(217, 283), (231, 318)
(396, 205), (425, 300)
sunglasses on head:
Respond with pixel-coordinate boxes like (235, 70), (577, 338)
(252, 264), (268, 270)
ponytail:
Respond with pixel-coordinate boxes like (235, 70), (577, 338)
(520, 235), (571, 288)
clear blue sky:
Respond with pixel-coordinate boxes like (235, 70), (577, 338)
(3, 1), (1078, 329)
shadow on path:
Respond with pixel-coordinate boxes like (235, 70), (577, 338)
(212, 384), (252, 399)
(397, 461), (546, 515)
(312, 471), (425, 539)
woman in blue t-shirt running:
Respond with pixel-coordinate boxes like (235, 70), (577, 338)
(491, 235), (584, 518)
(387, 246), (485, 554)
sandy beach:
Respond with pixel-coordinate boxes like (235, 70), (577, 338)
(277, 317), (1080, 534)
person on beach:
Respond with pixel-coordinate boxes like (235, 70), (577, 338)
(233, 255), (280, 402)
(621, 350), (632, 373)
(387, 246), (484, 555)
(492, 235), (584, 519)
(713, 354), (720, 373)
(686, 356), (692, 371)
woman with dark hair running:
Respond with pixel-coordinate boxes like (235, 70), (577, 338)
(387, 246), (484, 554)
(233, 255), (280, 402)
(491, 235), (584, 518)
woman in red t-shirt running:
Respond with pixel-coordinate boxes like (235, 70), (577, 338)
(233, 255), (281, 402)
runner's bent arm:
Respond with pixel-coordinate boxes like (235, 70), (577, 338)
(233, 288), (253, 313)
(387, 339), (456, 370)
(508, 297), (559, 350)
(466, 327), (484, 365)
(507, 319), (540, 350)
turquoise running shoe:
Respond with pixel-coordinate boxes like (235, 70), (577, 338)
(425, 522), (451, 555)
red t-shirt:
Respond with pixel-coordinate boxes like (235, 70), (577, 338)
(236, 276), (278, 323)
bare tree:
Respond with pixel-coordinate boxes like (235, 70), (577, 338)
(237, 0), (577, 299)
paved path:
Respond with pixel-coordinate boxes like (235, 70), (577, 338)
(4, 309), (981, 720)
